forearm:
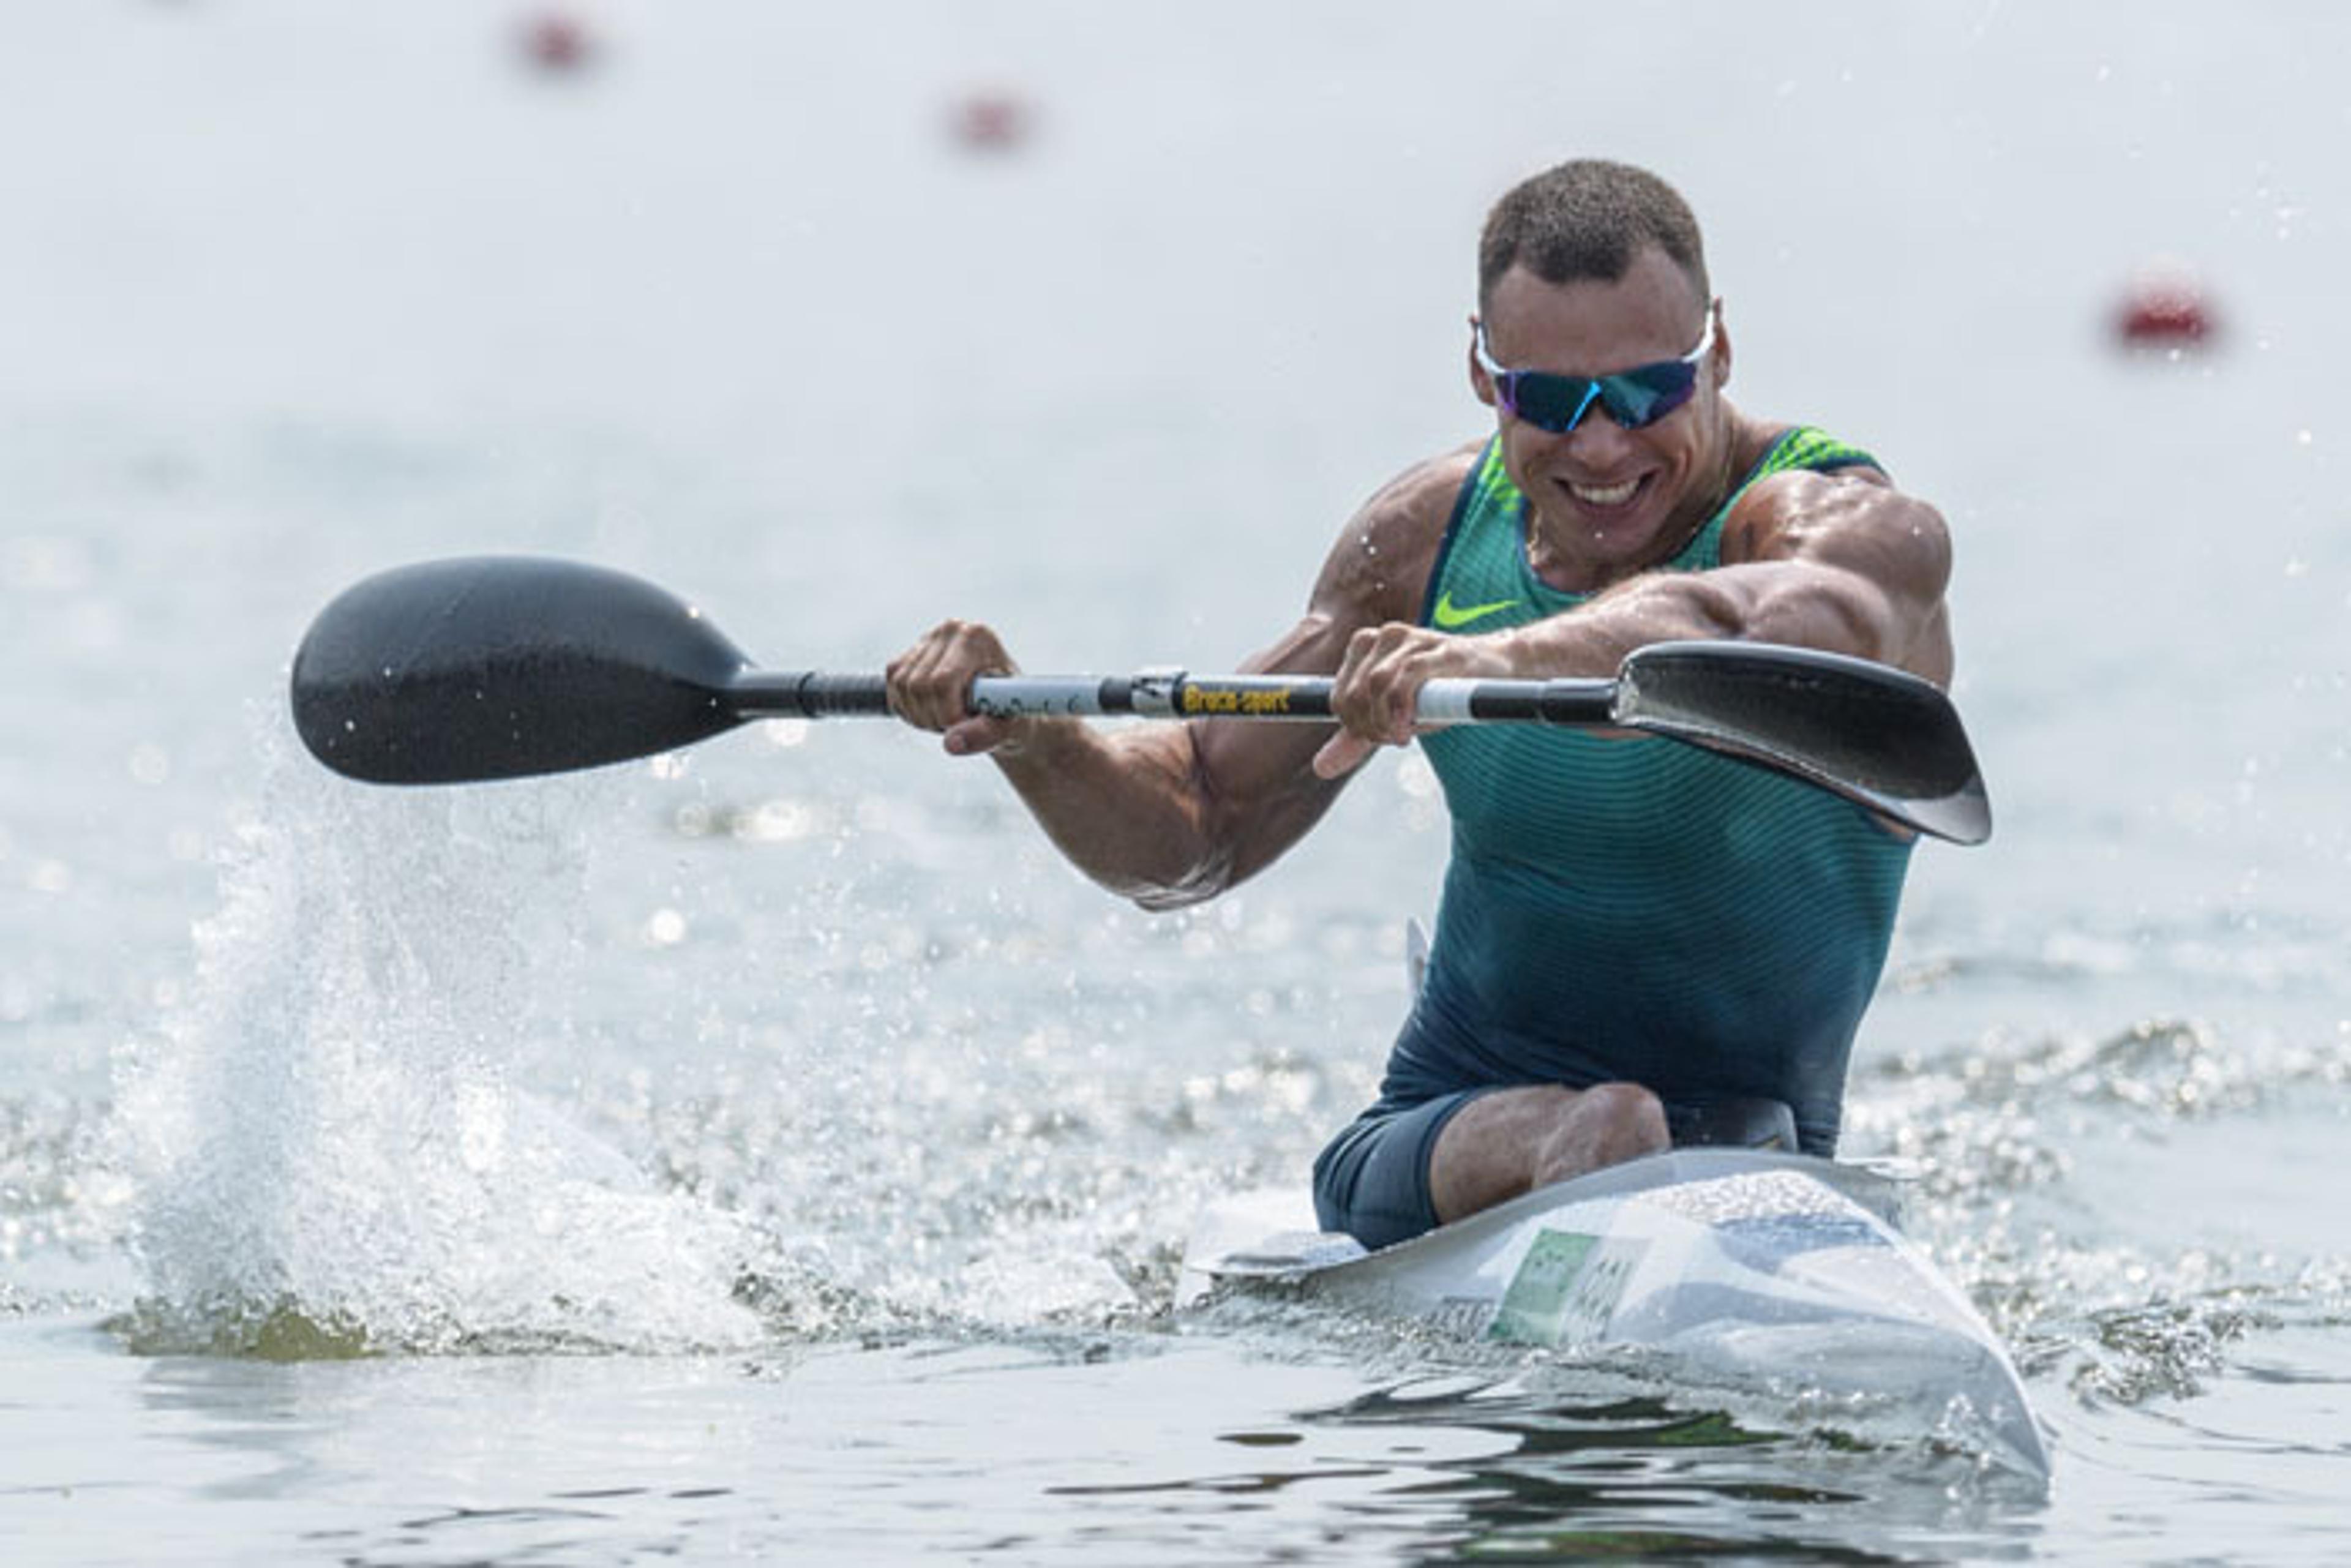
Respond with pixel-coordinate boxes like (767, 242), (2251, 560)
(991, 707), (1350, 910)
(1486, 464), (1957, 683)
(898, 457), (1455, 902)
(1499, 558), (1943, 683)
(988, 719), (1240, 909)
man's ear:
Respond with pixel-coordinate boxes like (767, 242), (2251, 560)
(1467, 318), (1499, 408)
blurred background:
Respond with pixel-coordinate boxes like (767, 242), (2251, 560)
(2, 2), (2347, 1559)
(6, 0), (2342, 1082)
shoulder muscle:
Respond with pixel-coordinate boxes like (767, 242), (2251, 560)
(1723, 465), (1948, 590)
(1309, 441), (1482, 630)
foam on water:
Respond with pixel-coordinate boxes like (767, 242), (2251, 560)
(75, 711), (2349, 1447)
(86, 715), (1289, 1357)
(48, 700), (2351, 1484)
(105, 722), (763, 1356)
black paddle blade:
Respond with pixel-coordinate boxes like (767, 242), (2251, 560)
(1616, 642), (1993, 846)
(291, 556), (754, 784)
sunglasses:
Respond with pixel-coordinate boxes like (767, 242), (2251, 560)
(1472, 304), (1719, 434)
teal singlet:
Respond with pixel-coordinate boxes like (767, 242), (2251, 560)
(1397, 428), (1911, 1154)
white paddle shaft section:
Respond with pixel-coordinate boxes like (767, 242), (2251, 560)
(967, 675), (1123, 719)
(965, 672), (1622, 726)
(970, 671), (1344, 722)
(1413, 679), (1493, 725)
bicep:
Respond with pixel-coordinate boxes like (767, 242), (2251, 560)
(1148, 448), (1465, 891)
(1169, 488), (1441, 884)
(1179, 606), (1360, 885)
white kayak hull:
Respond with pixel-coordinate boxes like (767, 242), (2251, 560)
(1183, 1148), (2049, 1480)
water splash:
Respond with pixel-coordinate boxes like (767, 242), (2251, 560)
(105, 722), (762, 1356)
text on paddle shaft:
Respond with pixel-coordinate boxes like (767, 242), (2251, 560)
(1182, 686), (1296, 717)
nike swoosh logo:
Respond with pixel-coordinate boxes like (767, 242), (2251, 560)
(1431, 590), (1521, 629)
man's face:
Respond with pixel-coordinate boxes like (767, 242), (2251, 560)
(1471, 249), (1731, 593)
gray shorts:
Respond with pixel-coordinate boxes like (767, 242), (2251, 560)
(1310, 1089), (1799, 1251)
(1310, 1087), (1501, 1251)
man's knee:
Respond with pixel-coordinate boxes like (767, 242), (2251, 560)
(1574, 1081), (1671, 1148)
(1534, 1080), (1669, 1177)
(1430, 1079), (1673, 1226)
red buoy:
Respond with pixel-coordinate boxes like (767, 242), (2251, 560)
(2115, 267), (2216, 349)
(522, 12), (594, 73)
(950, 91), (1033, 152)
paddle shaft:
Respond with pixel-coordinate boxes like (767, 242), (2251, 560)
(288, 556), (1989, 842)
(730, 670), (1618, 726)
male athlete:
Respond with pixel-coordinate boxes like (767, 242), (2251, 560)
(887, 160), (1954, 1249)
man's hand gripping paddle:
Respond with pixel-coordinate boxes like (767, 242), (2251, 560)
(289, 555), (1991, 845)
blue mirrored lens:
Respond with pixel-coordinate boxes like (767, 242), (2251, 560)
(1502, 362), (1699, 434)
(1505, 374), (1600, 433)
(1597, 364), (1699, 428)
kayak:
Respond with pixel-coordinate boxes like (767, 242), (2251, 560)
(1181, 1147), (2049, 1480)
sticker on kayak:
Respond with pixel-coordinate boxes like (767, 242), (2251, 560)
(1427, 1296), (1499, 1339)
(1712, 1211), (1888, 1273)
(1487, 1229), (1648, 1348)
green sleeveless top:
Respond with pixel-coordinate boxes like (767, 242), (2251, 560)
(1398, 428), (1911, 1153)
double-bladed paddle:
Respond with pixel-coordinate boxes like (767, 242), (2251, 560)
(288, 555), (1992, 845)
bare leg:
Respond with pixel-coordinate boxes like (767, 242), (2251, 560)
(1428, 1082), (1670, 1225)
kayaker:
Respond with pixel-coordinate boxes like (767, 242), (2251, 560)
(885, 158), (1955, 1250)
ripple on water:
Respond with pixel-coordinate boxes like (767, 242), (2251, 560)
(1845, 1012), (2351, 1428)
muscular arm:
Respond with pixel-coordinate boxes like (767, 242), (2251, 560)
(983, 615), (1348, 910)
(1520, 464), (1954, 682)
(890, 450), (1470, 909)
(1321, 452), (1955, 768)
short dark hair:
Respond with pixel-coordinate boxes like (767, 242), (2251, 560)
(1478, 159), (1709, 310)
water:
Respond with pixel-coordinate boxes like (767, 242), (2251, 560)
(4, 1), (2348, 1561)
